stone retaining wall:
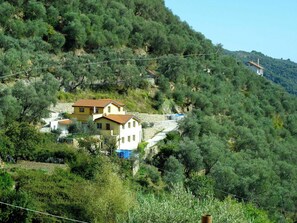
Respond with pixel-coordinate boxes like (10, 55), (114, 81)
(128, 112), (168, 123)
(50, 103), (73, 114)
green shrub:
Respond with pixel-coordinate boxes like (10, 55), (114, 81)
(243, 203), (272, 223)
(137, 141), (148, 158)
(0, 171), (13, 193)
(185, 175), (214, 199)
(141, 122), (149, 128)
(120, 185), (273, 223)
(35, 145), (77, 164)
(141, 122), (154, 128)
(136, 164), (164, 192)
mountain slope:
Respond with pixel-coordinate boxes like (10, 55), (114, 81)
(226, 50), (297, 95)
(0, 1), (296, 222)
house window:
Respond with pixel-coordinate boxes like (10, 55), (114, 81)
(128, 136), (131, 142)
(108, 106), (111, 113)
(97, 123), (102, 129)
(79, 107), (84, 112)
(121, 137), (125, 143)
(128, 122), (131, 128)
(106, 123), (111, 130)
(133, 135), (135, 141)
(95, 107), (99, 113)
(122, 124), (125, 129)
(118, 107), (121, 112)
(133, 121), (136, 127)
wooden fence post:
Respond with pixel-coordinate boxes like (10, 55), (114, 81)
(201, 214), (212, 223)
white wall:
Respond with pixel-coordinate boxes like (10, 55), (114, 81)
(50, 120), (59, 130)
(50, 120), (69, 134)
(118, 118), (142, 150)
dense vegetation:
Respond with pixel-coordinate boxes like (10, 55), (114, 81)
(0, 0), (296, 222)
(226, 50), (297, 95)
(0, 0), (214, 94)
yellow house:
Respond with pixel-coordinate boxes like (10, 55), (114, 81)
(71, 99), (125, 122)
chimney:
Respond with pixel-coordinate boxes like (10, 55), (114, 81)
(201, 215), (212, 223)
(257, 58), (260, 65)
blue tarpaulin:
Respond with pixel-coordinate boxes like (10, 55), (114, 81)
(116, 150), (132, 159)
(169, 113), (185, 120)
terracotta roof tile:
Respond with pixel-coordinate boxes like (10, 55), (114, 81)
(58, 119), (72, 125)
(248, 61), (264, 70)
(96, 114), (140, 124)
(72, 99), (124, 108)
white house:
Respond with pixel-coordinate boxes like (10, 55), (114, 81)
(94, 114), (142, 150)
(50, 119), (72, 135)
(71, 99), (142, 152)
(247, 59), (264, 76)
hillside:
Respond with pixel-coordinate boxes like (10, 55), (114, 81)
(226, 50), (297, 95)
(0, 0), (296, 222)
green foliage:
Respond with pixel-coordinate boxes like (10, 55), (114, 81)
(101, 136), (118, 156)
(34, 143), (77, 164)
(0, 89), (21, 126)
(10, 160), (134, 223)
(0, 190), (35, 223)
(154, 78), (297, 220)
(178, 138), (203, 175)
(227, 50), (297, 95)
(3, 74), (59, 123)
(86, 117), (100, 135)
(0, 0), (212, 95)
(63, 12), (87, 49)
(68, 117), (102, 136)
(0, 2), (15, 26)
(0, 123), (76, 164)
(68, 119), (83, 134)
(186, 175), (214, 199)
(57, 88), (157, 114)
(165, 131), (181, 142)
(81, 160), (135, 223)
(25, 0), (46, 20)
(4, 122), (42, 161)
(137, 141), (148, 158)
(0, 131), (15, 162)
(198, 135), (227, 175)
(0, 171), (13, 194)
(69, 150), (102, 180)
(48, 30), (66, 51)
(78, 136), (101, 156)
(136, 164), (164, 192)
(163, 156), (185, 187)
(243, 203), (273, 223)
(121, 185), (273, 223)
(0, 0), (296, 221)
(154, 91), (165, 110)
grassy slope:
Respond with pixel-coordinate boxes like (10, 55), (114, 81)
(57, 88), (159, 113)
